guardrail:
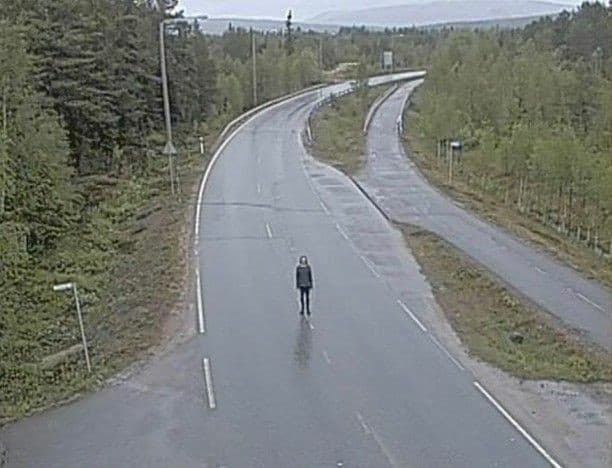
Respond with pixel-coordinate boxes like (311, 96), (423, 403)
(209, 82), (328, 156)
(305, 70), (427, 144)
(305, 86), (354, 145)
(363, 84), (400, 134)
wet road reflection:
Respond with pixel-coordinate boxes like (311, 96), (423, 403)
(294, 318), (312, 369)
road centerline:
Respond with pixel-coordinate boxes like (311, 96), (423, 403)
(576, 292), (604, 311)
(202, 357), (217, 409)
(196, 267), (205, 334)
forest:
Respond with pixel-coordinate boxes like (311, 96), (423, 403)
(413, 2), (612, 253)
(0, 0), (435, 419)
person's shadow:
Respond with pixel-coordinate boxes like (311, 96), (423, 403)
(293, 318), (312, 369)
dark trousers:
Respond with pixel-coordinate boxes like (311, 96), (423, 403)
(299, 287), (311, 313)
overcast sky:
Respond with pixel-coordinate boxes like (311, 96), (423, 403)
(178, 0), (586, 20)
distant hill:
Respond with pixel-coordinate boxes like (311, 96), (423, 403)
(428, 14), (551, 30)
(197, 18), (353, 35)
(309, 1), (570, 27)
(198, 13), (553, 35)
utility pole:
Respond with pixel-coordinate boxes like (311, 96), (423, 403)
(159, 21), (173, 148)
(251, 28), (258, 106)
(318, 37), (323, 70)
(159, 20), (177, 195)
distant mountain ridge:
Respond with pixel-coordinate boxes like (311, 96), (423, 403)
(309, 0), (571, 27)
(197, 12), (557, 35)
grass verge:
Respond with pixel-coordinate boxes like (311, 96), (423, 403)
(398, 223), (611, 382)
(309, 86), (392, 175)
(0, 116), (229, 423)
(307, 87), (611, 382)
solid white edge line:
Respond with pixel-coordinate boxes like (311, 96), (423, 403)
(429, 334), (464, 371)
(535, 266), (546, 274)
(396, 299), (427, 332)
(266, 223), (273, 239)
(257, 182), (261, 193)
(576, 292), (604, 311)
(193, 74), (424, 331)
(473, 381), (562, 468)
(196, 267), (205, 334)
(194, 84), (327, 241)
(203, 357), (217, 409)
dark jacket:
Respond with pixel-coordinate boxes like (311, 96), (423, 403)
(296, 265), (313, 289)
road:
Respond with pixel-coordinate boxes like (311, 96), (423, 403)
(3, 79), (555, 467)
(359, 81), (611, 352)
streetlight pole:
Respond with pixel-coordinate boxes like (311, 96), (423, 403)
(159, 21), (173, 150)
(251, 27), (257, 106)
(53, 282), (91, 373)
(158, 15), (208, 194)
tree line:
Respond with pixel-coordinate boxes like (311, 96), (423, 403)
(0, 1), (326, 418)
(414, 2), (612, 250)
(1, 0), (437, 418)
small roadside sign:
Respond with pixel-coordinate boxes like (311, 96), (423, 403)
(163, 141), (177, 156)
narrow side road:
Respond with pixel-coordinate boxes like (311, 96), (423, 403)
(360, 81), (612, 352)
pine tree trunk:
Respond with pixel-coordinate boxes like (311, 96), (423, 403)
(0, 82), (6, 217)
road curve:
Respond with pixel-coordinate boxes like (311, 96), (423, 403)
(360, 81), (612, 352)
(3, 80), (553, 467)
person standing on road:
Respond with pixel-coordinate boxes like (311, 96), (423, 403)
(296, 256), (313, 316)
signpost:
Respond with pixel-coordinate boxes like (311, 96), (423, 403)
(53, 282), (91, 373)
(383, 51), (393, 71)
(448, 140), (462, 184)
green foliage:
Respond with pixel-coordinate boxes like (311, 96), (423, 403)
(413, 4), (612, 244)
(0, 1), (340, 420)
(403, 228), (612, 382)
(311, 86), (391, 175)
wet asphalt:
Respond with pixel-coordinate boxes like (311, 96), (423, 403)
(2, 78), (553, 467)
(359, 81), (611, 352)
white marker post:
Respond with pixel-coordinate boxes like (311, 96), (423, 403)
(199, 136), (205, 155)
(449, 140), (462, 184)
(53, 282), (92, 373)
